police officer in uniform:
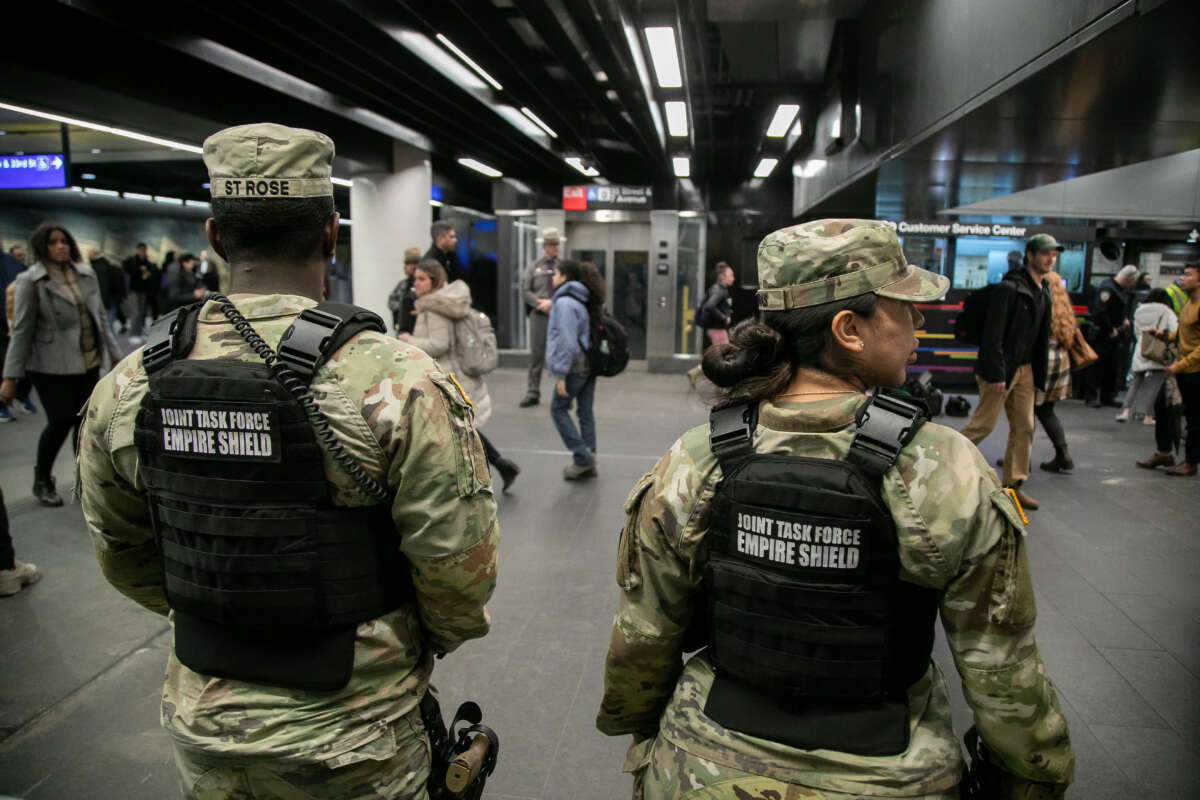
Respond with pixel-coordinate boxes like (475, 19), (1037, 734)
(78, 123), (499, 800)
(597, 220), (1073, 799)
(387, 246), (421, 335)
(518, 227), (562, 407)
(1085, 264), (1137, 407)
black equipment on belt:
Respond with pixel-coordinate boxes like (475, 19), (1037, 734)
(420, 692), (500, 800)
(699, 389), (939, 756)
(134, 295), (409, 691)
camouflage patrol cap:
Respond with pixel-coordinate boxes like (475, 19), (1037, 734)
(203, 123), (334, 200)
(757, 219), (949, 310)
(404, 247), (421, 262)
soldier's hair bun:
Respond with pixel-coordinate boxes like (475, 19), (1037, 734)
(702, 320), (786, 388)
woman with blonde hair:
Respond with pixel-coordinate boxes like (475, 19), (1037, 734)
(1035, 273), (1079, 472)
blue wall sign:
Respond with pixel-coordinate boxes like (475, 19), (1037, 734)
(0, 153), (67, 189)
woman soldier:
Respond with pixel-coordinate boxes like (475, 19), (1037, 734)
(597, 220), (1073, 800)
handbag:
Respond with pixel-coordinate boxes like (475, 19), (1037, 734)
(1068, 328), (1098, 371)
(1139, 332), (1176, 365)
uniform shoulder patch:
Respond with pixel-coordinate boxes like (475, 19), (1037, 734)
(1099, 290), (1111, 303)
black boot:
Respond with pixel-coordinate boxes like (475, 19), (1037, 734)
(32, 476), (64, 507)
(494, 458), (521, 492)
(1040, 445), (1074, 473)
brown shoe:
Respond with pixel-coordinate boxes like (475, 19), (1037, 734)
(1136, 452), (1176, 470)
(1164, 462), (1197, 477)
(1004, 485), (1039, 512)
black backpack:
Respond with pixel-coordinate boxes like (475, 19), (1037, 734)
(587, 312), (630, 377)
(953, 284), (995, 345)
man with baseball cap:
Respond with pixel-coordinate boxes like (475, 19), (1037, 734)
(960, 232), (1056, 510)
(388, 245), (422, 334)
(77, 123), (498, 799)
(519, 226), (563, 407)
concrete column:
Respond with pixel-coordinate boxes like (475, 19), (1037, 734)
(349, 140), (431, 326)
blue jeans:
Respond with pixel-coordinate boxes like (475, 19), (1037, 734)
(550, 373), (596, 466)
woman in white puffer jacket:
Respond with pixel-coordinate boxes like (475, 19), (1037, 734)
(1117, 288), (1178, 424)
(400, 260), (519, 490)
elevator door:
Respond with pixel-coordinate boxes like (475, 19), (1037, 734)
(567, 222), (650, 359)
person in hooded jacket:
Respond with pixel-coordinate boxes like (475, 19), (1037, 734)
(400, 260), (520, 491)
(1118, 288), (1178, 425)
(545, 259), (605, 480)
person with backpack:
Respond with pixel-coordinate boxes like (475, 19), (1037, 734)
(687, 261), (735, 387)
(400, 259), (520, 490)
(545, 259), (605, 480)
(958, 233), (1054, 511)
(596, 219), (1073, 799)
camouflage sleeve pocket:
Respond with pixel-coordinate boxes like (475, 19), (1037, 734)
(429, 373), (492, 498)
(617, 472), (655, 591)
(987, 489), (1037, 627)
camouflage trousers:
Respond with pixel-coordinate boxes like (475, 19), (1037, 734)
(632, 736), (958, 800)
(173, 714), (430, 800)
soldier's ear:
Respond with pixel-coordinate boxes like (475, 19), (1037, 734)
(205, 219), (228, 262)
(829, 308), (864, 354)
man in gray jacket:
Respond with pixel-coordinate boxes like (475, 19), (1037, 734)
(519, 227), (562, 407)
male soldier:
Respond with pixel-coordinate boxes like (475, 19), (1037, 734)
(424, 221), (461, 283)
(518, 227), (561, 407)
(78, 123), (498, 799)
(387, 246), (421, 335)
(960, 233), (1054, 510)
(1084, 264), (1137, 407)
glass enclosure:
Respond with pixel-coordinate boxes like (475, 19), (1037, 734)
(676, 215), (706, 354)
(612, 250), (648, 359)
(952, 236), (1086, 291)
(508, 219), (537, 349)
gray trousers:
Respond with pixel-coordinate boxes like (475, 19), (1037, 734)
(526, 310), (549, 397)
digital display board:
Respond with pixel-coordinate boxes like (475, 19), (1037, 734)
(0, 153), (67, 189)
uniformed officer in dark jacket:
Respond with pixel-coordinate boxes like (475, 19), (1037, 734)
(387, 246), (420, 334)
(1084, 264), (1137, 407)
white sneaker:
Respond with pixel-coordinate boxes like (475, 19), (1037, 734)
(1143, 415), (1156, 426)
(0, 560), (42, 597)
(128, 336), (144, 345)
(1114, 409), (1130, 423)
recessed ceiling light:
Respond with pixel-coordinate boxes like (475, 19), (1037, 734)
(91, 148), (101, 154)
(643, 27), (682, 89)
(664, 101), (688, 137)
(435, 33), (503, 91)
(766, 104), (800, 138)
(82, 173), (96, 180)
(672, 156), (690, 178)
(457, 157), (503, 178)
(753, 158), (779, 178)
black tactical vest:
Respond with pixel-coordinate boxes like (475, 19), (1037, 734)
(701, 390), (940, 756)
(134, 300), (410, 691)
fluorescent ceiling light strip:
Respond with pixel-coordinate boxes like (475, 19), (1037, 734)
(753, 157), (779, 178)
(184, 199), (209, 207)
(564, 156), (600, 177)
(672, 156), (690, 178)
(124, 192), (153, 201)
(643, 27), (682, 88)
(430, 200), (444, 207)
(339, 218), (352, 226)
(519, 107), (557, 139)
(766, 104), (800, 138)
(154, 196), (184, 205)
(435, 34), (503, 91)
(0, 101), (203, 154)
(664, 101), (688, 137)
(84, 188), (118, 197)
(331, 177), (353, 187)
(457, 157), (502, 178)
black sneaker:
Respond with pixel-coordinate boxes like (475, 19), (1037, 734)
(518, 395), (539, 408)
(494, 458), (521, 492)
(33, 477), (64, 507)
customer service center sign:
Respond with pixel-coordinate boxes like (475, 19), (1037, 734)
(563, 184), (651, 211)
(883, 220), (1095, 241)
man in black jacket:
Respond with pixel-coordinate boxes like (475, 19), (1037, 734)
(960, 233), (1056, 510)
(424, 222), (461, 283)
(387, 246), (420, 334)
(1083, 264), (1137, 407)
(88, 247), (127, 334)
(122, 243), (159, 342)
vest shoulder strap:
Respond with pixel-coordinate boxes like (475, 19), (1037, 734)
(708, 401), (759, 473)
(142, 302), (204, 375)
(276, 302), (386, 383)
(846, 389), (927, 477)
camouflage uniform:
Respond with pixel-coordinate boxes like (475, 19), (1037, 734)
(77, 124), (498, 800)
(597, 221), (1073, 799)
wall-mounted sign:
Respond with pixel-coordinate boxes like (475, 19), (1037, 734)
(883, 219), (1095, 242)
(0, 153), (67, 190)
(563, 184), (651, 211)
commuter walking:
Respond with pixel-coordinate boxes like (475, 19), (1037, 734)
(0, 485), (41, 597)
(1037, 272), (1080, 472)
(687, 260), (735, 386)
(1084, 264), (1137, 407)
(518, 227), (562, 407)
(424, 221), (462, 283)
(78, 123), (498, 798)
(161, 253), (205, 312)
(122, 242), (158, 342)
(386, 246), (420, 335)
(0, 243), (37, 422)
(1139, 263), (1200, 476)
(960, 233), (1055, 510)
(401, 260), (520, 491)
(546, 259), (604, 480)
(598, 219), (1073, 799)
(1117, 288), (1177, 424)
(0, 222), (122, 506)
(87, 247), (126, 335)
